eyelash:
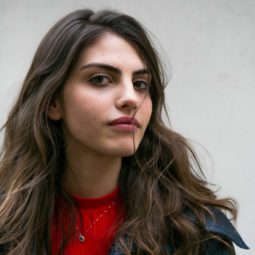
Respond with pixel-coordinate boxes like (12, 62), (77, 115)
(133, 80), (150, 90)
(88, 74), (150, 91)
(88, 74), (111, 86)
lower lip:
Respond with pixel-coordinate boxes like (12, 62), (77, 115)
(109, 124), (138, 132)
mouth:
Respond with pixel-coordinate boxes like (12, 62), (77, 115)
(109, 116), (141, 131)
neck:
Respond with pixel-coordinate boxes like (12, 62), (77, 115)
(62, 150), (122, 198)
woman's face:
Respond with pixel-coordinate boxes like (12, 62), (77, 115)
(49, 32), (152, 158)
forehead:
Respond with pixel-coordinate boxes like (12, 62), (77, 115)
(75, 32), (147, 70)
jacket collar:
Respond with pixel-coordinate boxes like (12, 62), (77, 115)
(108, 207), (249, 255)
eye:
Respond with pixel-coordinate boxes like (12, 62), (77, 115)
(89, 75), (111, 86)
(133, 80), (150, 90)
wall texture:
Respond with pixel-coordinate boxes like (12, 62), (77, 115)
(0, 0), (254, 253)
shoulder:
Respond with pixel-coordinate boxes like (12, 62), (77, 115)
(109, 207), (249, 255)
(202, 207), (249, 253)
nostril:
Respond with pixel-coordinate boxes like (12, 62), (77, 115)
(116, 95), (138, 109)
(119, 101), (138, 110)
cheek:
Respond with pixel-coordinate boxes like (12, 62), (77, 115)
(61, 96), (98, 131)
(141, 97), (153, 125)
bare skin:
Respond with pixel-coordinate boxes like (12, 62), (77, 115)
(48, 32), (152, 198)
(62, 139), (121, 198)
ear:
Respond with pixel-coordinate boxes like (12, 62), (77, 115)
(48, 98), (62, 121)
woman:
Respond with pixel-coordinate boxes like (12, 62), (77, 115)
(0, 9), (248, 255)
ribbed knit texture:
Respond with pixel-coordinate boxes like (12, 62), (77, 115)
(52, 187), (124, 255)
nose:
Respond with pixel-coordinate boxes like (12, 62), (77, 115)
(115, 80), (139, 112)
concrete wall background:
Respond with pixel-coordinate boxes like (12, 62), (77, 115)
(0, 0), (254, 253)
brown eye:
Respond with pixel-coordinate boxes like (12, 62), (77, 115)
(89, 75), (110, 86)
(133, 80), (149, 90)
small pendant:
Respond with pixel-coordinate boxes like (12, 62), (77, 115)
(79, 234), (85, 242)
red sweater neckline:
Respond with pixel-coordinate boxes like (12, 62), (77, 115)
(52, 186), (124, 255)
(71, 186), (121, 210)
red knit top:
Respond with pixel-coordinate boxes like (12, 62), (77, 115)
(51, 187), (124, 255)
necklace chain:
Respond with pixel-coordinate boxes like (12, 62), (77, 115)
(76, 200), (117, 243)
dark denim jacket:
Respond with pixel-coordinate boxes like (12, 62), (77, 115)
(109, 208), (249, 255)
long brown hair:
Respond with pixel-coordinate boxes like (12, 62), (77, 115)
(0, 9), (236, 254)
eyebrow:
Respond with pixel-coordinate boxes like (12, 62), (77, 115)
(79, 63), (150, 76)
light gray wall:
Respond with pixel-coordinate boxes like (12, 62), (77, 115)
(0, 0), (254, 253)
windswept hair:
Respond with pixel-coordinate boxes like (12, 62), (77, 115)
(0, 9), (236, 255)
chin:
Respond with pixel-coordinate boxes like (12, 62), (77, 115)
(120, 151), (137, 157)
(108, 146), (138, 157)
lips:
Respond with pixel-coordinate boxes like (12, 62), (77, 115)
(109, 116), (141, 130)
